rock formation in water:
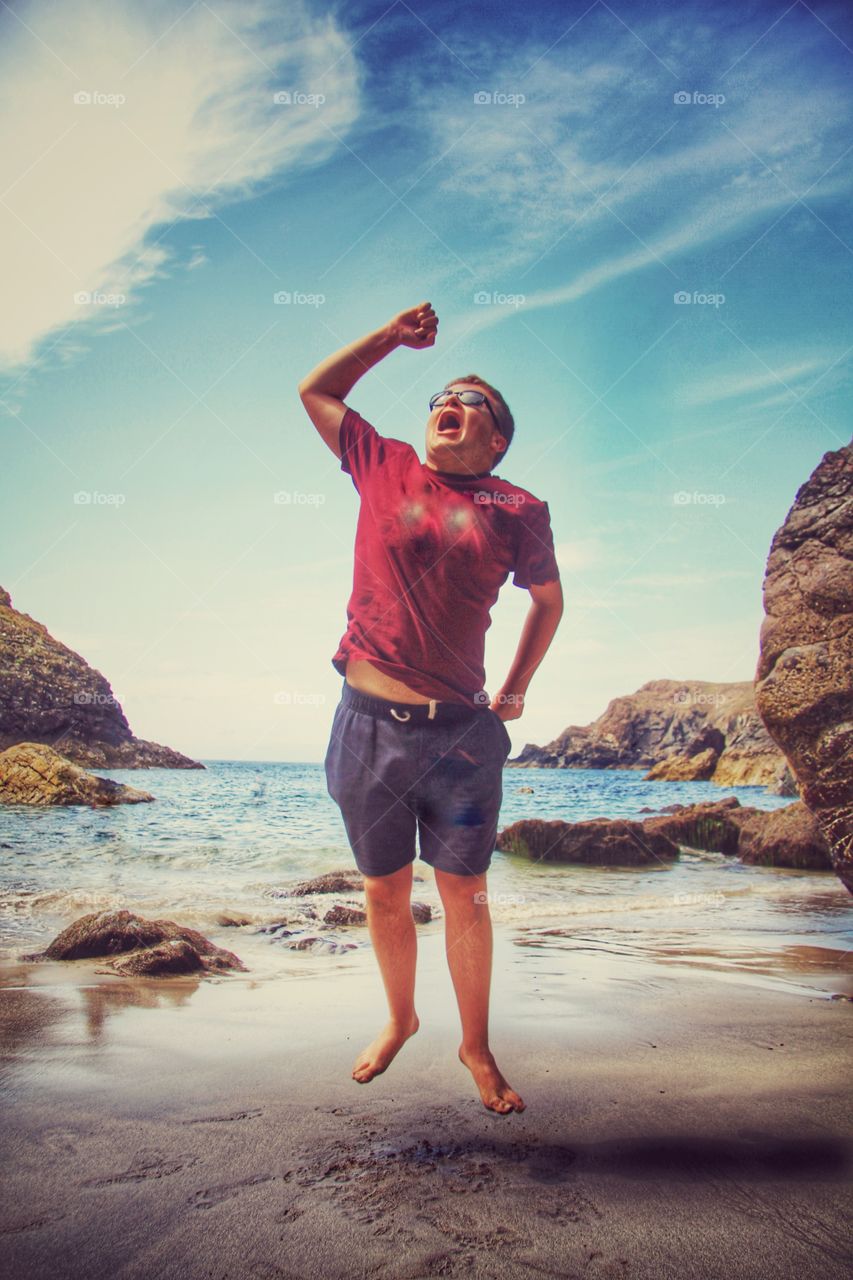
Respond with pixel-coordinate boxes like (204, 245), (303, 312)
(496, 816), (681, 866)
(0, 587), (202, 769)
(0, 743), (154, 806)
(497, 798), (831, 870)
(509, 679), (790, 789)
(23, 908), (246, 975)
(755, 441), (853, 893)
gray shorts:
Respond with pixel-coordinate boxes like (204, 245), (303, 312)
(324, 682), (512, 878)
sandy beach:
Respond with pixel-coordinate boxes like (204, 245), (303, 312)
(2, 924), (851, 1280)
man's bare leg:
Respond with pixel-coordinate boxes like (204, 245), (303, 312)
(434, 868), (525, 1114)
(353, 862), (419, 1083)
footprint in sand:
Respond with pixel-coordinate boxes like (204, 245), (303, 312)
(82, 1150), (199, 1186)
(188, 1173), (279, 1209)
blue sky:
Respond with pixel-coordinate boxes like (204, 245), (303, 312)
(1, 0), (851, 761)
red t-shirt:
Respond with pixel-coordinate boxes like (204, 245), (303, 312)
(332, 407), (561, 707)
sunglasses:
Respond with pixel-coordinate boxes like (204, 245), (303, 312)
(429, 388), (501, 431)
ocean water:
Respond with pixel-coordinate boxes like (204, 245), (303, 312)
(1, 762), (851, 996)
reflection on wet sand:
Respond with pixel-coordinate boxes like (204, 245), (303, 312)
(79, 975), (200, 1039)
(513, 929), (853, 991)
(0, 962), (202, 1058)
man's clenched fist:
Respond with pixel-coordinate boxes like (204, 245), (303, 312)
(391, 301), (439, 350)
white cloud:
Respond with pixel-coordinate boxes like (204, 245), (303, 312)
(185, 245), (210, 271)
(682, 356), (829, 408)
(414, 9), (852, 335)
(0, 0), (361, 373)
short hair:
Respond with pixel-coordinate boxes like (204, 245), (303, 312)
(443, 374), (515, 470)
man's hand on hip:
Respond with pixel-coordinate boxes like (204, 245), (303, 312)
(490, 691), (525, 722)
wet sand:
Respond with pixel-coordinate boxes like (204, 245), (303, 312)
(1, 929), (852, 1280)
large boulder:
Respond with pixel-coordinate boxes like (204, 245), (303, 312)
(496, 817), (680, 866)
(0, 587), (202, 769)
(643, 797), (744, 854)
(22, 908), (246, 974)
(497, 799), (832, 871)
(733, 802), (835, 872)
(0, 742), (154, 806)
(645, 747), (719, 782)
(645, 799), (831, 870)
(755, 442), (853, 892)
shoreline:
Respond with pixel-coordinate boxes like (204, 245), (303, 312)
(2, 930), (852, 1280)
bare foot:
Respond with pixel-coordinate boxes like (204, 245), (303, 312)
(459, 1045), (525, 1114)
(352, 1014), (420, 1083)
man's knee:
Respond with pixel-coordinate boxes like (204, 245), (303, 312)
(363, 863), (413, 909)
(434, 868), (488, 910)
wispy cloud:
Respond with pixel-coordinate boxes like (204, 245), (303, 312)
(0, 0), (361, 373)
(681, 354), (830, 408)
(407, 2), (852, 328)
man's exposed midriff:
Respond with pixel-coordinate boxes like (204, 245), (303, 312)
(344, 656), (441, 704)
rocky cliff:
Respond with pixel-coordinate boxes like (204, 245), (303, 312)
(755, 441), (853, 893)
(0, 743), (156, 805)
(0, 587), (202, 769)
(509, 679), (789, 789)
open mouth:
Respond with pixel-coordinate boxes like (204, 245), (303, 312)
(437, 410), (462, 433)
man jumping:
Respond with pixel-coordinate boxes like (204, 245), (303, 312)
(298, 301), (563, 1114)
